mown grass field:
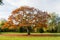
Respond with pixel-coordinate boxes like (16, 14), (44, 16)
(0, 36), (60, 40)
(0, 32), (60, 40)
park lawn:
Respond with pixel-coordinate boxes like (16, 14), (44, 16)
(0, 32), (60, 40)
(0, 36), (60, 40)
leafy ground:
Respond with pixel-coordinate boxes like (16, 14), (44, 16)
(0, 32), (60, 40)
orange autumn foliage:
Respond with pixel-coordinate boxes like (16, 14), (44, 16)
(2, 6), (50, 29)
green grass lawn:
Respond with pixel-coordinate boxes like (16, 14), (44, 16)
(0, 32), (60, 40)
(0, 36), (60, 40)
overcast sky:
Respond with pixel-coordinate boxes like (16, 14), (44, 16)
(0, 0), (60, 19)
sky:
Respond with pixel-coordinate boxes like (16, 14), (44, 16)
(0, 0), (60, 19)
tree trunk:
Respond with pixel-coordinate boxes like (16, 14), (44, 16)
(27, 27), (30, 35)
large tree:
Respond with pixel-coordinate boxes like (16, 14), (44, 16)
(3, 6), (50, 35)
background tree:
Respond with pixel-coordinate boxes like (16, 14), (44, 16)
(47, 13), (58, 33)
(0, 18), (7, 28)
(0, 18), (7, 32)
(55, 16), (60, 32)
(0, 0), (3, 5)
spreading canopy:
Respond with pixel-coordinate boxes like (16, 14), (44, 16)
(3, 6), (50, 29)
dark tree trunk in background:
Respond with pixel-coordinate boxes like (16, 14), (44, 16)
(0, 28), (1, 34)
